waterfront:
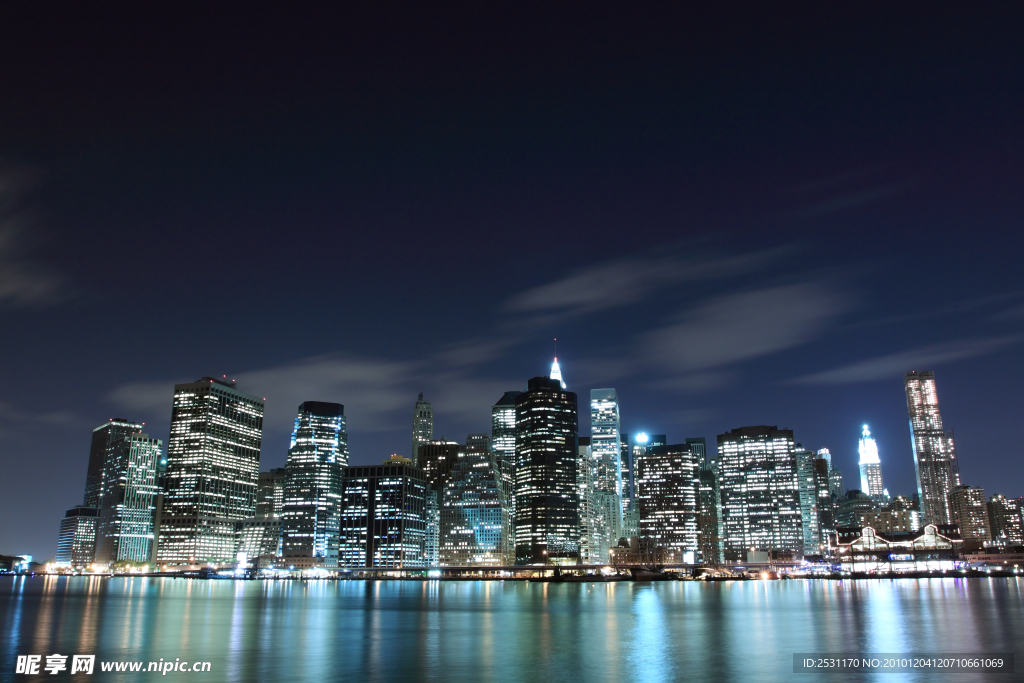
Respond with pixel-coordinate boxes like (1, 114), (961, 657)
(2, 576), (1022, 682)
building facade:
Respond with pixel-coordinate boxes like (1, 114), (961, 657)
(948, 485), (990, 547)
(514, 376), (578, 564)
(589, 389), (623, 557)
(156, 377), (264, 566)
(439, 447), (512, 566)
(83, 419), (144, 508)
(281, 401), (348, 568)
(905, 371), (961, 526)
(858, 425), (886, 505)
(411, 393), (434, 459)
(636, 443), (700, 561)
(717, 426), (803, 560)
(339, 462), (427, 568)
(94, 433), (163, 565)
(988, 494), (1024, 547)
(257, 468), (287, 518)
(55, 506), (99, 568)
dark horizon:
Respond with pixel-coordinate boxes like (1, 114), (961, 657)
(2, 4), (1024, 561)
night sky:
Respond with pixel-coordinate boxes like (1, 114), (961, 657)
(2, 5), (1023, 561)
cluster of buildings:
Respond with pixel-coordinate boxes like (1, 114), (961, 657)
(52, 365), (1023, 574)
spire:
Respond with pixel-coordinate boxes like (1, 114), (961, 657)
(550, 357), (566, 389)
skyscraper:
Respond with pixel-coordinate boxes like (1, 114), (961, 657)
(491, 391), (522, 544)
(411, 393), (433, 459)
(439, 440), (512, 566)
(55, 506), (99, 569)
(717, 426), (803, 560)
(83, 419), (144, 508)
(948, 485), (990, 546)
(338, 460), (427, 568)
(156, 377), (264, 566)
(988, 494), (1024, 547)
(905, 371), (961, 526)
(858, 425), (886, 505)
(515, 376), (578, 564)
(697, 466), (722, 565)
(256, 468), (287, 518)
(281, 401), (348, 568)
(589, 389), (623, 556)
(549, 357), (566, 389)
(94, 433), (163, 565)
(417, 439), (463, 566)
(636, 443), (700, 561)
(619, 433), (633, 510)
(795, 447), (821, 557)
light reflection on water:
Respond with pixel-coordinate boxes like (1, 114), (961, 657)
(2, 577), (1021, 682)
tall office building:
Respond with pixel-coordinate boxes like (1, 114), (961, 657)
(256, 468), (287, 518)
(94, 433), (163, 565)
(339, 460), (427, 568)
(589, 389), (623, 555)
(281, 402), (348, 568)
(717, 426), (803, 560)
(492, 392), (522, 543)
(988, 494), (1024, 547)
(83, 419), (144, 508)
(417, 439), (463, 566)
(620, 433), (633, 510)
(795, 447), (821, 557)
(55, 506), (99, 568)
(577, 437), (596, 562)
(858, 425), (886, 505)
(515, 376), (578, 564)
(948, 485), (990, 545)
(697, 467), (722, 564)
(905, 371), (961, 525)
(439, 444), (512, 566)
(636, 443), (700, 560)
(411, 393), (434, 459)
(157, 377), (264, 566)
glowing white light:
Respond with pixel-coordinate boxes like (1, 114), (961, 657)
(549, 357), (566, 388)
(636, 433), (649, 444)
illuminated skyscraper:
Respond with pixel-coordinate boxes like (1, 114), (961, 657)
(491, 392), (521, 548)
(549, 357), (566, 389)
(620, 433), (633, 510)
(439, 438), (512, 566)
(83, 419), (143, 508)
(157, 377), (264, 566)
(417, 439), (463, 566)
(858, 425), (886, 505)
(905, 371), (961, 525)
(281, 401), (348, 568)
(988, 494), (1024, 547)
(636, 443), (700, 561)
(949, 485), (990, 549)
(339, 460), (427, 568)
(515, 376), (578, 564)
(94, 433), (163, 565)
(717, 426), (803, 560)
(256, 468), (287, 518)
(55, 506), (99, 568)
(589, 389), (623, 555)
(795, 447), (833, 556)
(411, 393), (434, 459)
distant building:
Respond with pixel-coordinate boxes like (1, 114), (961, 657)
(858, 425), (887, 505)
(905, 371), (961, 525)
(439, 444), (512, 566)
(620, 433), (634, 512)
(636, 443), (700, 561)
(55, 506), (99, 568)
(988, 494), (1024, 547)
(411, 393), (434, 460)
(94, 433), (163, 565)
(157, 377), (264, 566)
(236, 517), (282, 564)
(717, 426), (803, 560)
(697, 466), (722, 564)
(515, 376), (578, 564)
(339, 462), (428, 568)
(417, 439), (464, 566)
(257, 469), (287, 518)
(948, 485), (990, 547)
(491, 392), (522, 547)
(281, 402), (348, 569)
(836, 490), (876, 528)
(577, 437), (597, 563)
(795, 447), (829, 556)
(589, 389), (623, 556)
(83, 419), (144, 508)
(861, 496), (920, 535)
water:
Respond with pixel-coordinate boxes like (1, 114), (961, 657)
(2, 576), (1022, 682)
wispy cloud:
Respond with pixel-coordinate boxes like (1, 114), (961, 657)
(789, 336), (1021, 385)
(504, 247), (788, 316)
(796, 181), (907, 218)
(0, 168), (68, 309)
(642, 283), (848, 381)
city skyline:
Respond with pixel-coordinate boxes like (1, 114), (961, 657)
(3, 6), (1024, 565)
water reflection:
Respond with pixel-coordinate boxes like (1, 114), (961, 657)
(1, 577), (1021, 683)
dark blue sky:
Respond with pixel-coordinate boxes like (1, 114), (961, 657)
(2, 5), (1023, 560)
